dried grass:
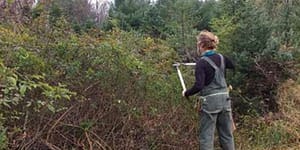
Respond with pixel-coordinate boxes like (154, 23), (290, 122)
(277, 79), (300, 141)
(233, 78), (300, 150)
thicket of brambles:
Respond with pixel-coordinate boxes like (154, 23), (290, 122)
(0, 0), (300, 149)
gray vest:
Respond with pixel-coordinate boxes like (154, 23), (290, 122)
(200, 54), (231, 113)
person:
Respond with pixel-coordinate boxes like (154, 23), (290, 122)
(182, 30), (235, 150)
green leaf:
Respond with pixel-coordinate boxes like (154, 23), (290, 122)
(19, 85), (26, 96)
(7, 77), (16, 86)
(26, 101), (32, 107)
(1, 101), (11, 108)
(37, 100), (46, 106)
(0, 127), (8, 150)
(80, 120), (94, 131)
(31, 75), (44, 80)
(47, 104), (56, 113)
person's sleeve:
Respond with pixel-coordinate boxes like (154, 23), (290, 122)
(184, 61), (205, 97)
(224, 55), (235, 70)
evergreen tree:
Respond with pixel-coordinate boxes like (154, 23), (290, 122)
(106, 0), (151, 31)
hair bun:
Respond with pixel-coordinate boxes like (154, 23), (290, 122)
(197, 30), (219, 49)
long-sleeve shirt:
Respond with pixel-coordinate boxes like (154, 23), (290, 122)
(184, 53), (235, 97)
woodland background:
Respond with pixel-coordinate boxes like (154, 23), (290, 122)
(0, 0), (300, 149)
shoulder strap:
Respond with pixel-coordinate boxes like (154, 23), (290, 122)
(201, 54), (225, 72)
(201, 56), (219, 70)
(219, 54), (225, 72)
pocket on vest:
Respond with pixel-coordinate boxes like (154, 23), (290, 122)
(201, 94), (231, 113)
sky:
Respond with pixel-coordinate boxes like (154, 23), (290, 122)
(89, 0), (158, 5)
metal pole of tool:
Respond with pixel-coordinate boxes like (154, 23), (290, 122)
(172, 63), (196, 91)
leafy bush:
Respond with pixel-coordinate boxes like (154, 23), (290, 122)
(0, 14), (186, 148)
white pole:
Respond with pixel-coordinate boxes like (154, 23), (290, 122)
(180, 63), (196, 66)
(175, 66), (186, 91)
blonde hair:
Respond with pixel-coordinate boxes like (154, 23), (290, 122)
(196, 30), (219, 50)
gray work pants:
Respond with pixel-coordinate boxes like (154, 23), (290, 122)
(199, 110), (235, 150)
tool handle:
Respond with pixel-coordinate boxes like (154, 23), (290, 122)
(173, 63), (196, 66)
(181, 63), (196, 66)
(176, 66), (186, 91)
